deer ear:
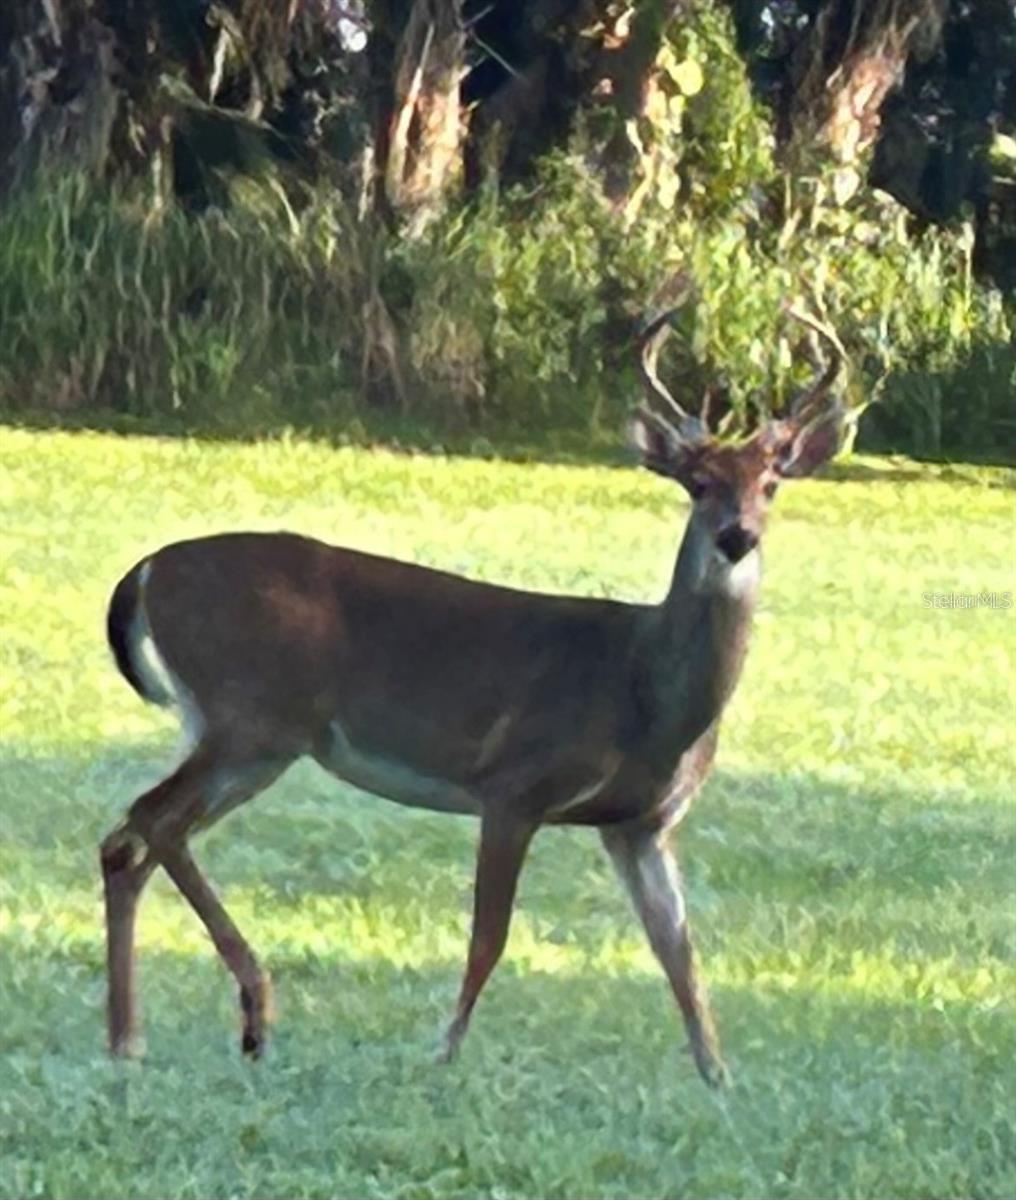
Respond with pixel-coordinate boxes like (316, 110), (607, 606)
(778, 404), (845, 478)
(629, 407), (692, 478)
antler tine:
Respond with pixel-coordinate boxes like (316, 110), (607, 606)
(782, 301), (845, 423)
(637, 309), (692, 422)
(636, 294), (709, 441)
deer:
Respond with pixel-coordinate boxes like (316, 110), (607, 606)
(100, 298), (844, 1087)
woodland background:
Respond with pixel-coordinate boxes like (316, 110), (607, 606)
(1, 0), (1014, 456)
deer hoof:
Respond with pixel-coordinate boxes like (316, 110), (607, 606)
(241, 1030), (265, 1059)
(691, 1043), (729, 1088)
(436, 1019), (465, 1065)
(109, 1033), (144, 1060)
(239, 974), (272, 1059)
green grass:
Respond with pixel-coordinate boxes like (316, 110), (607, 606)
(1, 426), (1013, 1199)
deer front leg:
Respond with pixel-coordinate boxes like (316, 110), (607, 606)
(601, 823), (727, 1087)
(439, 808), (536, 1063)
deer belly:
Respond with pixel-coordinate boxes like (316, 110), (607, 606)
(314, 719), (481, 816)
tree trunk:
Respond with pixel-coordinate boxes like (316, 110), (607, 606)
(369, 0), (465, 229)
(0, 2), (120, 196)
(593, 0), (687, 205)
(781, 0), (946, 172)
(461, 0), (686, 208)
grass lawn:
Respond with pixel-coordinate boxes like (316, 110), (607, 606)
(0, 426), (1013, 1199)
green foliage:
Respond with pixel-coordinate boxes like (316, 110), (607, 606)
(674, 2), (777, 215)
(396, 158), (627, 425)
(0, 4), (1011, 454)
(1, 427), (1014, 1198)
(392, 1), (1013, 450)
(869, 337), (1016, 458)
(0, 173), (365, 430)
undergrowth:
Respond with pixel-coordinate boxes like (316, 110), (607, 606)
(0, 4), (1011, 455)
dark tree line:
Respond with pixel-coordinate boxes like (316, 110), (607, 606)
(727, 1), (1016, 283)
(1, 2), (1013, 281)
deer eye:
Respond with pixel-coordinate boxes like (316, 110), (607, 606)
(687, 478), (709, 501)
(763, 481), (779, 499)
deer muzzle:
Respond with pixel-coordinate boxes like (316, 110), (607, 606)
(715, 524), (758, 565)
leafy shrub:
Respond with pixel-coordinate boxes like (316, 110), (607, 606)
(0, 3), (1010, 455)
(397, 2), (1012, 452)
(0, 173), (362, 429)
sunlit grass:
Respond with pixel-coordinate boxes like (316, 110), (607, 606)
(3, 890), (1011, 1016)
(1, 426), (1013, 1199)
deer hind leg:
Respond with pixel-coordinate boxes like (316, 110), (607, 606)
(439, 808), (536, 1063)
(601, 823), (727, 1087)
(100, 827), (157, 1056)
(101, 740), (291, 1058)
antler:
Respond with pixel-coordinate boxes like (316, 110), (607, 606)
(781, 301), (845, 424)
(636, 277), (708, 442)
(637, 310), (692, 420)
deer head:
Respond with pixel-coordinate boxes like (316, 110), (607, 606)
(629, 301), (846, 571)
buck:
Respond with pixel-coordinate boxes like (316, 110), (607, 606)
(101, 301), (843, 1086)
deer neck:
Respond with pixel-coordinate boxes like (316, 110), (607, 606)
(637, 509), (760, 763)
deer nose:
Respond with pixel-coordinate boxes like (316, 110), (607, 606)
(716, 524), (758, 564)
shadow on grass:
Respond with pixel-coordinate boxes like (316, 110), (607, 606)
(4, 739), (1013, 949)
(1, 928), (1008, 1100)
(7, 405), (1015, 496)
(4, 739), (1013, 1199)
(821, 457), (1016, 488)
(0, 404), (634, 469)
(4, 934), (1011, 1200)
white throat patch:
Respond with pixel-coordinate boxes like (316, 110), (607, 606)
(711, 547), (760, 598)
